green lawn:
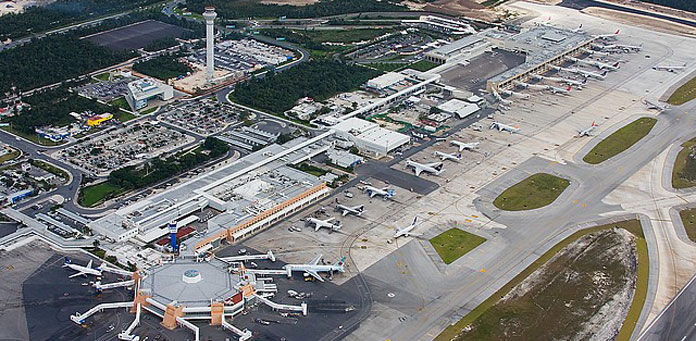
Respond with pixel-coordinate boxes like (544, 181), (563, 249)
(493, 173), (570, 211)
(435, 219), (649, 341)
(108, 97), (130, 111)
(140, 106), (159, 115)
(429, 229), (486, 264)
(406, 60), (439, 72)
(679, 207), (696, 242)
(672, 137), (696, 189)
(667, 75), (696, 105)
(583, 117), (657, 164)
(79, 182), (124, 207)
(0, 148), (20, 163)
(114, 110), (137, 123)
(94, 72), (111, 82)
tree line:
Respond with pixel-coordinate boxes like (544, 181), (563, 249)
(231, 60), (381, 114)
(186, 0), (407, 19)
(0, 0), (162, 40)
(108, 137), (229, 190)
(8, 86), (119, 134)
(132, 53), (193, 80)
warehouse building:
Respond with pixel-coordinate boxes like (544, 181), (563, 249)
(484, 25), (596, 92)
(126, 78), (174, 110)
(332, 118), (410, 157)
(424, 35), (486, 64)
(437, 98), (480, 119)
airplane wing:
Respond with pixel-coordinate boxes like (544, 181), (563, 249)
(314, 224), (321, 232)
(86, 260), (93, 269)
(414, 167), (423, 177)
(427, 162), (443, 168)
(342, 210), (349, 217)
(369, 191), (376, 198)
(458, 145), (465, 152)
(310, 254), (322, 265)
(305, 270), (324, 282)
(69, 271), (85, 279)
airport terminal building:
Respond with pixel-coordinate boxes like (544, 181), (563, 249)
(90, 133), (335, 254)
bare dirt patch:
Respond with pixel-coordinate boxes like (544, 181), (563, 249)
(423, 0), (501, 21)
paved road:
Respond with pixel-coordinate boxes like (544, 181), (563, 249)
(639, 274), (696, 341)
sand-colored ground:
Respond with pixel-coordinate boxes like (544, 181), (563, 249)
(582, 7), (696, 37)
(599, 0), (696, 22)
(422, 0), (502, 22)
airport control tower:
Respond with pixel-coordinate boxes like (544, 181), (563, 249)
(203, 7), (217, 83)
(168, 221), (178, 250)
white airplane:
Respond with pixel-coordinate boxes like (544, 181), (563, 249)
(405, 159), (444, 176)
(491, 89), (513, 105)
(490, 121), (520, 134)
(595, 29), (620, 40)
(394, 217), (420, 239)
(283, 254), (346, 282)
(568, 57), (620, 71)
(560, 77), (587, 89)
(451, 140), (479, 152)
(434, 151), (461, 162)
(653, 63), (686, 72)
(336, 204), (364, 217)
(364, 185), (395, 200)
(601, 43), (642, 52)
(576, 121), (598, 137)
(643, 99), (668, 111)
(500, 89), (530, 99)
(562, 66), (608, 80)
(63, 257), (102, 278)
(306, 217), (342, 232)
(571, 23), (584, 33)
(547, 85), (571, 95)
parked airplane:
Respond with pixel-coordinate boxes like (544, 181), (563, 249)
(559, 77), (587, 89)
(434, 151), (461, 162)
(643, 99), (668, 111)
(571, 23), (584, 33)
(490, 121), (520, 133)
(559, 66), (608, 80)
(568, 57), (620, 71)
(595, 29), (620, 40)
(451, 140), (480, 152)
(283, 254), (346, 282)
(394, 217), (420, 239)
(306, 217), (342, 232)
(364, 185), (395, 200)
(500, 89), (530, 100)
(601, 43), (642, 52)
(63, 258), (102, 278)
(405, 159), (444, 176)
(336, 204), (364, 217)
(492, 89), (513, 105)
(653, 63), (686, 72)
(576, 121), (598, 137)
(547, 85), (571, 95)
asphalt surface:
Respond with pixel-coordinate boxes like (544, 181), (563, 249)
(559, 0), (696, 28)
(638, 273), (696, 341)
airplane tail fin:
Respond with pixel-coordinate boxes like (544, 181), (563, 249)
(615, 29), (620, 34)
(592, 120), (596, 127)
(457, 153), (462, 160)
(356, 205), (364, 212)
(334, 256), (347, 272)
(412, 216), (418, 226)
(387, 188), (395, 197)
(567, 85), (571, 92)
(62, 257), (71, 267)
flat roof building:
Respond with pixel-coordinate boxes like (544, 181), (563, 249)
(437, 98), (480, 119)
(332, 118), (410, 157)
(424, 35), (486, 64)
(126, 78), (174, 111)
(366, 72), (408, 91)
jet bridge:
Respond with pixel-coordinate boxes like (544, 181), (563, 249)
(255, 294), (307, 316)
(217, 250), (276, 263)
(118, 303), (141, 341)
(70, 301), (133, 324)
(222, 313), (253, 341)
(94, 279), (135, 291)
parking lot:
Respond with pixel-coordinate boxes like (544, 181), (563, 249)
(56, 123), (193, 176)
(189, 39), (294, 75)
(77, 77), (135, 102)
(158, 99), (241, 136)
(348, 31), (439, 62)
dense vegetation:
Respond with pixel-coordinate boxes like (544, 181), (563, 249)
(187, 0), (406, 19)
(108, 137), (229, 190)
(232, 60), (380, 113)
(0, 34), (136, 94)
(642, 0), (695, 13)
(7, 87), (116, 134)
(143, 37), (179, 52)
(0, 0), (161, 40)
(132, 53), (193, 80)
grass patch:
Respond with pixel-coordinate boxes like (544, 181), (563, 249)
(678, 207), (696, 242)
(0, 148), (20, 163)
(667, 75), (696, 105)
(79, 182), (124, 207)
(94, 72), (111, 82)
(406, 60), (439, 72)
(583, 117), (657, 164)
(672, 137), (696, 189)
(493, 173), (570, 211)
(435, 219), (649, 341)
(140, 106), (159, 115)
(113, 110), (137, 123)
(108, 96), (130, 111)
(429, 228), (486, 264)
(292, 163), (329, 177)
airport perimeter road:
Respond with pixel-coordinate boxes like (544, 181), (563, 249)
(639, 274), (696, 341)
